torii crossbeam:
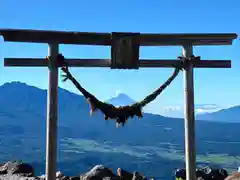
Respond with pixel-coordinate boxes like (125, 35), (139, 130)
(0, 29), (238, 180)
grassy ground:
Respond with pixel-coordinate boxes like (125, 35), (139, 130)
(60, 138), (240, 173)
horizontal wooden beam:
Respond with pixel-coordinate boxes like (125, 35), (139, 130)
(139, 59), (232, 68)
(0, 28), (237, 46)
(4, 58), (231, 68)
(0, 29), (111, 45)
(4, 58), (110, 67)
(139, 34), (238, 46)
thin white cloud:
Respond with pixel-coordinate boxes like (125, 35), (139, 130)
(163, 106), (181, 112)
(194, 104), (222, 114)
(195, 104), (219, 109)
(158, 104), (239, 117)
(195, 104), (238, 114)
(195, 108), (222, 114)
(158, 106), (184, 118)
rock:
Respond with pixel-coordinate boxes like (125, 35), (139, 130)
(0, 161), (149, 180)
(174, 168), (186, 179)
(0, 167), (7, 175)
(0, 162), (11, 175)
(56, 171), (64, 178)
(39, 171), (66, 180)
(132, 172), (146, 180)
(0, 174), (39, 180)
(61, 176), (70, 180)
(117, 168), (133, 180)
(38, 174), (46, 179)
(70, 176), (81, 180)
(117, 169), (146, 180)
(80, 165), (117, 180)
(0, 161), (34, 177)
(225, 172), (240, 180)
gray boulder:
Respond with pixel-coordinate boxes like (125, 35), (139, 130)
(80, 165), (118, 180)
(0, 161), (34, 177)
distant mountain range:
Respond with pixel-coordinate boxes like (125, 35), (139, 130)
(106, 91), (240, 123)
(0, 81), (171, 137)
(0, 81), (239, 124)
(0, 81), (240, 178)
(106, 93), (136, 106)
(196, 106), (240, 122)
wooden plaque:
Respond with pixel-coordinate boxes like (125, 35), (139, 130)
(111, 32), (140, 69)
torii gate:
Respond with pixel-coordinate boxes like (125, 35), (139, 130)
(0, 29), (237, 180)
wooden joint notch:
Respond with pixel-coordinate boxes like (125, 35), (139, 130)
(111, 32), (140, 69)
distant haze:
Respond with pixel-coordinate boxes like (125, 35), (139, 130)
(106, 92), (240, 123)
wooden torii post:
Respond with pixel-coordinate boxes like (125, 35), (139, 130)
(0, 29), (237, 180)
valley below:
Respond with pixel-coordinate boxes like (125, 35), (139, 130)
(0, 82), (239, 180)
(0, 120), (239, 180)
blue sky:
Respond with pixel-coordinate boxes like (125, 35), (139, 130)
(0, 0), (239, 116)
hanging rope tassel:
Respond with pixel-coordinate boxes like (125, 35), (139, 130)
(48, 54), (184, 128)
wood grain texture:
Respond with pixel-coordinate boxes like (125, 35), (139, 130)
(45, 44), (59, 180)
(4, 58), (231, 68)
(0, 28), (237, 45)
(182, 44), (196, 180)
(0, 29), (111, 45)
(111, 32), (140, 69)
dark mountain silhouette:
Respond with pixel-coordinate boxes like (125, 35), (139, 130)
(0, 81), (178, 142)
(0, 81), (239, 147)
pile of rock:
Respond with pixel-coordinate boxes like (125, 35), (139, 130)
(0, 161), (148, 180)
